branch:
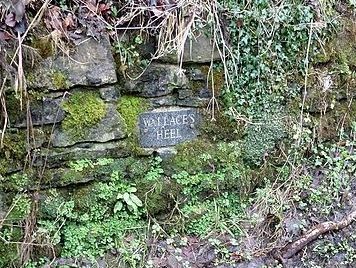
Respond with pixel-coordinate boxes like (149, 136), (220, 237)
(277, 209), (356, 260)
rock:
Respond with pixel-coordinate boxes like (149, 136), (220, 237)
(156, 147), (177, 159)
(235, 257), (266, 268)
(99, 86), (120, 102)
(284, 217), (303, 237)
(160, 31), (221, 63)
(124, 63), (188, 97)
(36, 141), (130, 168)
(149, 95), (177, 107)
(27, 35), (117, 90)
(176, 97), (210, 107)
(52, 104), (126, 147)
(10, 93), (67, 128)
(178, 89), (193, 99)
(138, 107), (200, 148)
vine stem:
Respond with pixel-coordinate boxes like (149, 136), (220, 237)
(298, 22), (314, 147)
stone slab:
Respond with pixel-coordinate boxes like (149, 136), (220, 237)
(52, 104), (126, 147)
(138, 108), (199, 148)
(27, 36), (117, 90)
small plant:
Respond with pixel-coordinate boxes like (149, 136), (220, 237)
(114, 186), (143, 214)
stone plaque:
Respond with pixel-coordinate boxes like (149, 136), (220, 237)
(139, 108), (199, 148)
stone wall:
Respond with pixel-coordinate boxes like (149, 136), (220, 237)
(0, 32), (229, 203)
(1, 17), (355, 196)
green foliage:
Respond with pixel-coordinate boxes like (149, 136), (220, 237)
(294, 141), (356, 215)
(62, 91), (106, 138)
(7, 194), (31, 221)
(219, 0), (330, 118)
(171, 141), (253, 194)
(114, 186), (143, 214)
(0, 194), (31, 268)
(114, 35), (150, 76)
(311, 236), (356, 266)
(243, 114), (286, 165)
(0, 173), (29, 191)
(180, 193), (245, 237)
(37, 162), (147, 260)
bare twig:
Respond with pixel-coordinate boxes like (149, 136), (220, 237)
(277, 209), (356, 260)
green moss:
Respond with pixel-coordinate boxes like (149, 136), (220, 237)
(314, 101), (356, 141)
(166, 139), (215, 174)
(32, 36), (54, 58)
(200, 65), (225, 94)
(136, 178), (180, 215)
(52, 70), (69, 90)
(0, 131), (27, 175)
(201, 112), (244, 141)
(0, 233), (20, 268)
(62, 91), (107, 139)
(117, 96), (149, 154)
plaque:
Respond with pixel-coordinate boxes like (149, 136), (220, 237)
(138, 108), (199, 148)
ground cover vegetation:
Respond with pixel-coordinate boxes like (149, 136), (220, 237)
(0, 0), (355, 267)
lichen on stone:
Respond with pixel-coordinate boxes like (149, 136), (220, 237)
(61, 91), (107, 139)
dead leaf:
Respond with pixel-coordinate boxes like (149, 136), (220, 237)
(5, 13), (16, 27)
(62, 14), (75, 31)
(0, 31), (12, 41)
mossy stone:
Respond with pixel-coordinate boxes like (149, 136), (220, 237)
(117, 96), (149, 154)
(51, 70), (69, 90)
(0, 131), (27, 175)
(200, 65), (225, 95)
(32, 36), (54, 58)
(62, 91), (107, 139)
(135, 178), (180, 215)
(165, 139), (215, 174)
(200, 111), (244, 141)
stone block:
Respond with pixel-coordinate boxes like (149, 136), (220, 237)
(124, 63), (188, 97)
(138, 107), (200, 148)
(27, 36), (117, 90)
(160, 32), (221, 63)
(52, 104), (126, 147)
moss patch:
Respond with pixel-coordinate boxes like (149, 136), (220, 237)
(62, 91), (106, 139)
(117, 96), (149, 154)
(200, 65), (225, 94)
(0, 131), (27, 175)
(52, 70), (69, 90)
(32, 36), (54, 58)
(200, 111), (244, 141)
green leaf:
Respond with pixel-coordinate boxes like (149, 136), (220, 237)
(130, 194), (143, 207)
(123, 192), (130, 203)
(128, 187), (137, 193)
(113, 201), (123, 213)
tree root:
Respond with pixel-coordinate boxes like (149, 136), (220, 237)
(276, 209), (356, 261)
